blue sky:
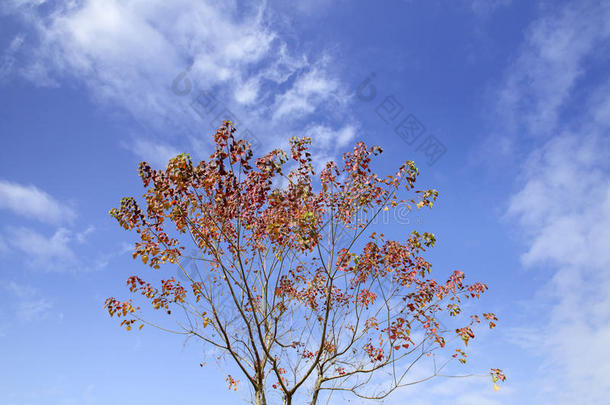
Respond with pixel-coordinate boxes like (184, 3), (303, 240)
(1, 0), (609, 404)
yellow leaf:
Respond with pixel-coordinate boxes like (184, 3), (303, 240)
(383, 207), (389, 211)
(493, 383), (500, 392)
(139, 324), (144, 330)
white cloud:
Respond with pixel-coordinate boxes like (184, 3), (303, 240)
(15, 296), (53, 321)
(272, 0), (337, 16)
(127, 138), (181, 168)
(2, 0), (48, 10)
(75, 225), (95, 244)
(0, 34), (24, 81)
(506, 131), (610, 403)
(0, 180), (99, 272)
(4, 0), (356, 158)
(499, 3), (610, 403)
(0, 180), (76, 224)
(272, 67), (342, 121)
(370, 363), (507, 405)
(234, 76), (261, 105)
(469, 0), (511, 17)
(305, 123), (356, 149)
(5, 226), (77, 270)
(495, 1), (610, 138)
(5, 281), (53, 321)
(0, 235), (7, 254)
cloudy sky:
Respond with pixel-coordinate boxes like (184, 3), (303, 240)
(1, 0), (609, 404)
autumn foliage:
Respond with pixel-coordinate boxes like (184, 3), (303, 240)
(105, 121), (504, 404)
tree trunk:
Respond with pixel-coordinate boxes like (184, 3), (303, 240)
(311, 375), (323, 405)
(255, 389), (267, 405)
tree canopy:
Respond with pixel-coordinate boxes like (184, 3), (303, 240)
(105, 121), (505, 404)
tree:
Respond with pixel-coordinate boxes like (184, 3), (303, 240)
(105, 121), (505, 404)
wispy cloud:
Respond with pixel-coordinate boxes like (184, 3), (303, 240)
(1, 224), (115, 272)
(126, 138), (181, 168)
(4, 226), (77, 270)
(304, 123), (356, 150)
(4, 281), (53, 322)
(4, 0), (357, 162)
(507, 134), (610, 269)
(499, 1), (610, 402)
(0, 180), (76, 224)
(0, 34), (24, 81)
(506, 130), (610, 403)
(272, 66), (343, 121)
(495, 1), (610, 138)
(0, 180), (105, 272)
(469, 0), (512, 18)
(377, 362), (507, 405)
(0, 235), (7, 254)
